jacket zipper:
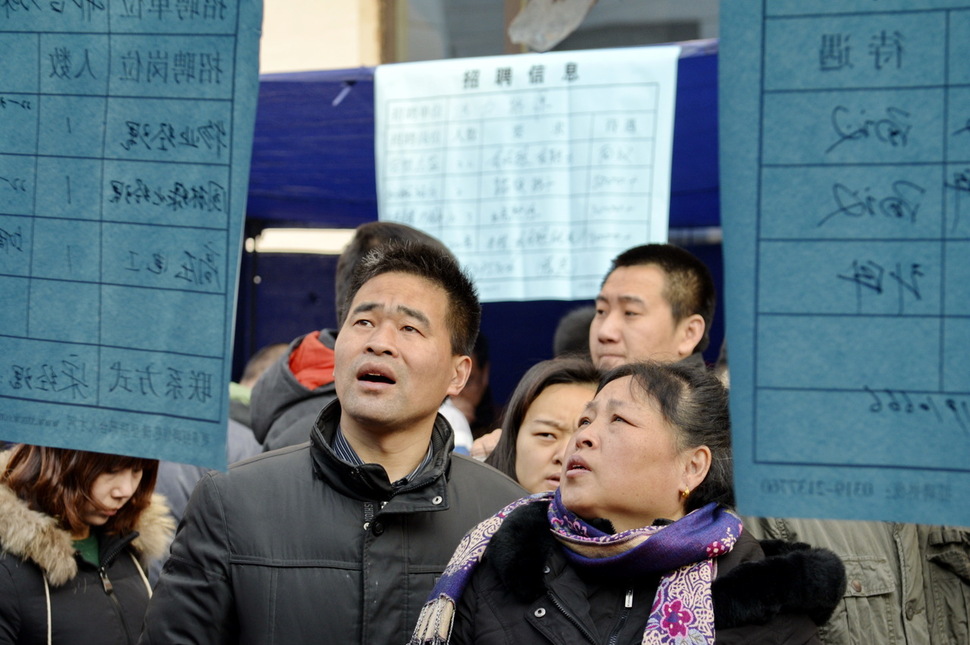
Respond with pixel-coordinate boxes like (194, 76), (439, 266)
(99, 568), (134, 645)
(97, 534), (139, 644)
(547, 590), (599, 644)
(607, 589), (634, 645)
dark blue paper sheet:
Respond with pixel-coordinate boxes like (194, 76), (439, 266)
(721, 0), (970, 525)
(0, 0), (262, 469)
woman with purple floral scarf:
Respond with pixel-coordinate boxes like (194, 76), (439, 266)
(411, 361), (846, 645)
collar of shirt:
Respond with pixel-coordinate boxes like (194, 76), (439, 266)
(332, 425), (433, 487)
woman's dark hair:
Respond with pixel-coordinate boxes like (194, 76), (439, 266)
(2, 445), (159, 536)
(467, 332), (498, 438)
(598, 361), (734, 512)
(486, 357), (600, 480)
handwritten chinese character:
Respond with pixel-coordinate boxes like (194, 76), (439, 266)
(188, 370), (212, 402)
(166, 367), (183, 399)
(198, 52), (223, 84)
(147, 50), (169, 83)
(137, 364), (160, 396)
(59, 356), (89, 399)
(109, 361), (134, 393)
(119, 50), (143, 82)
(173, 51), (196, 83)
(819, 34), (852, 71)
(838, 259), (884, 294)
(870, 30), (903, 70)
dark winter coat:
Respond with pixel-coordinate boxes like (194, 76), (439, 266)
(0, 461), (174, 645)
(250, 330), (339, 451)
(141, 399), (526, 645)
(451, 503), (847, 645)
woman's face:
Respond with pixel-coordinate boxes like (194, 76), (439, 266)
(514, 382), (596, 494)
(78, 467), (143, 532)
(560, 376), (694, 532)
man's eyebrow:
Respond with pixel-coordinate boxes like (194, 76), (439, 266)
(350, 303), (431, 328)
(351, 302), (380, 315)
(616, 295), (646, 306)
(595, 294), (646, 306)
(397, 305), (430, 327)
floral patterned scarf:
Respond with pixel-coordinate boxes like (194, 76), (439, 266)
(410, 490), (743, 644)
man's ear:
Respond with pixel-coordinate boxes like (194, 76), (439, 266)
(676, 314), (706, 358)
(683, 445), (712, 491)
(447, 355), (473, 397)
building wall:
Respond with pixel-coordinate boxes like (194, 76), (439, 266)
(258, 0), (721, 73)
(260, 0), (382, 73)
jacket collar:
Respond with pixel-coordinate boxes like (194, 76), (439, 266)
(676, 351), (708, 371)
(0, 451), (175, 586)
(310, 399), (454, 508)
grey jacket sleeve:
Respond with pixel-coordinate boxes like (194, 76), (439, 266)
(139, 472), (237, 644)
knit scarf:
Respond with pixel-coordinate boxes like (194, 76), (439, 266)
(409, 491), (743, 645)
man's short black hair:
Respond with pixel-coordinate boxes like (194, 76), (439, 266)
(604, 244), (716, 353)
(335, 222), (454, 327)
(344, 241), (481, 356)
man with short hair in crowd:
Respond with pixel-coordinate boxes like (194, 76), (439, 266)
(472, 242), (716, 460)
(140, 242), (525, 645)
(251, 221), (474, 453)
(589, 243), (715, 371)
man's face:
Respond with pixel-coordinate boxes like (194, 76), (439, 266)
(334, 271), (470, 436)
(589, 264), (692, 369)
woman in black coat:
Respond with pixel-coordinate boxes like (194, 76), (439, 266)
(411, 362), (846, 644)
(0, 445), (173, 644)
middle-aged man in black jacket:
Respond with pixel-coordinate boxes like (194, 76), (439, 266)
(140, 242), (526, 645)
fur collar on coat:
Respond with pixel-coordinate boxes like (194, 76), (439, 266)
(488, 502), (846, 630)
(0, 451), (175, 586)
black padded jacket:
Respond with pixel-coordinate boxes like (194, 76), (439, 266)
(141, 399), (526, 645)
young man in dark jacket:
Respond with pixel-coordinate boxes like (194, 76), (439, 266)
(139, 242), (525, 645)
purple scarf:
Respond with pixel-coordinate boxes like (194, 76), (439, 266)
(410, 491), (743, 644)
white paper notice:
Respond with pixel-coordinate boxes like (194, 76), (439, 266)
(375, 47), (680, 302)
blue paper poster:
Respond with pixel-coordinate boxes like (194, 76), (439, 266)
(0, 0), (263, 469)
(721, 0), (970, 525)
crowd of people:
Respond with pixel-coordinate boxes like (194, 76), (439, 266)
(1, 223), (967, 644)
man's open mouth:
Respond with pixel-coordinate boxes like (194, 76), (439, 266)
(360, 373), (395, 384)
